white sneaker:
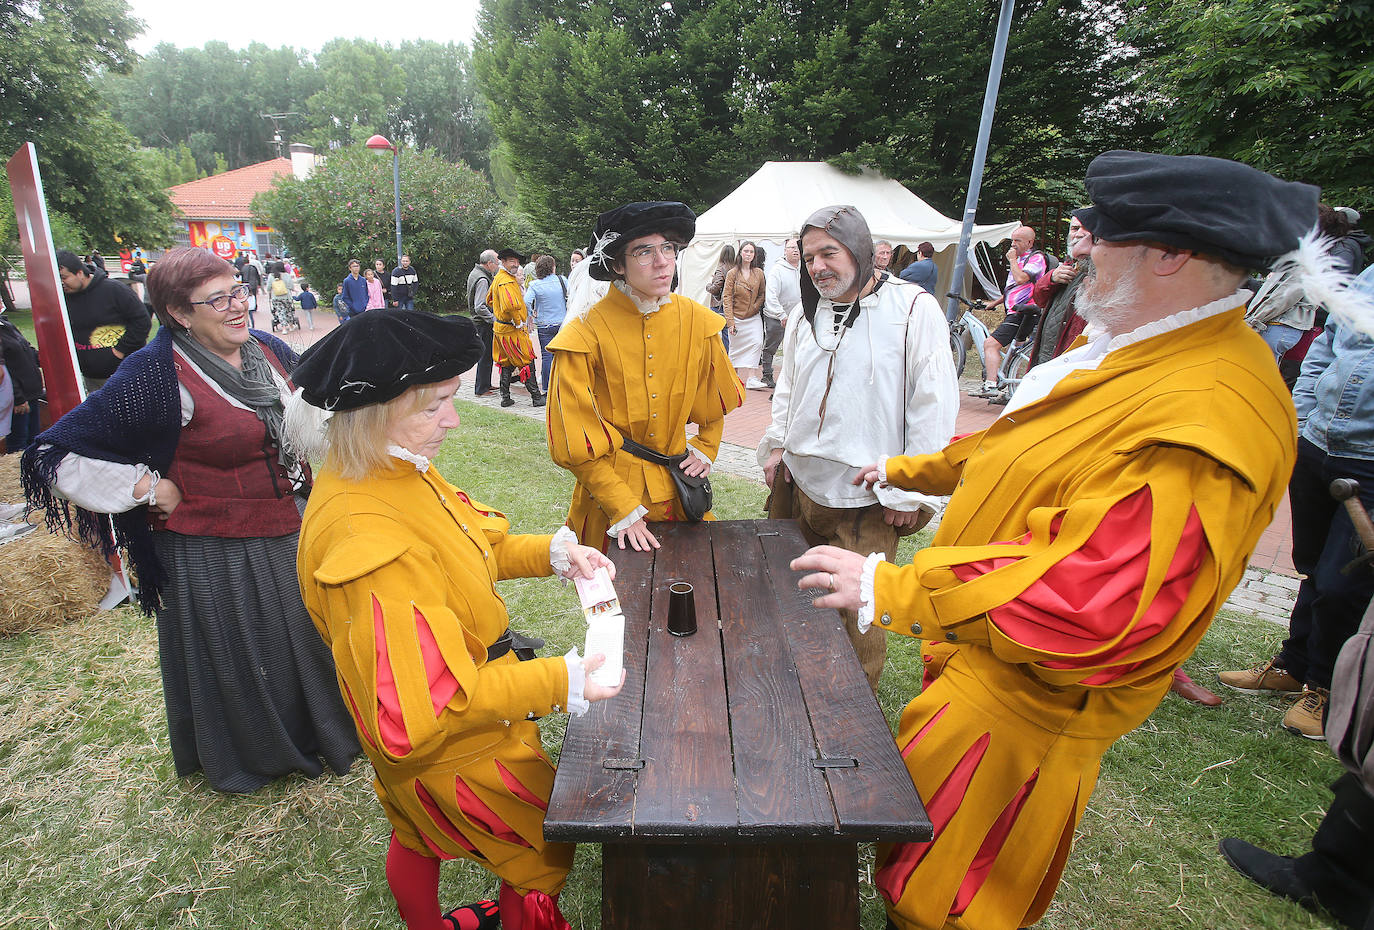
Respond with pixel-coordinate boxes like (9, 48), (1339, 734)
(0, 502), (25, 522)
(745, 377), (769, 390)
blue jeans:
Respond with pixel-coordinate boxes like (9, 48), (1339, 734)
(1278, 437), (1374, 689)
(5, 403), (39, 453)
(538, 324), (562, 390)
(1261, 322), (1305, 361)
(395, 298), (415, 311)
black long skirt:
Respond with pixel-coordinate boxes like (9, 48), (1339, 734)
(153, 530), (361, 793)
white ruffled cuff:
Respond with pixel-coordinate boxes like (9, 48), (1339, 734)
(877, 457), (889, 482)
(856, 552), (886, 633)
(687, 445), (712, 467)
(564, 647), (589, 716)
(607, 505), (649, 539)
(549, 526), (579, 578)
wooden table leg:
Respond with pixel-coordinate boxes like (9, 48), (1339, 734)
(600, 841), (859, 929)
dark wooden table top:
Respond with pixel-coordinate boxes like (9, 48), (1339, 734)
(546, 519), (932, 844)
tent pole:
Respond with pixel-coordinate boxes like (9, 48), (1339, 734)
(945, 0), (1016, 323)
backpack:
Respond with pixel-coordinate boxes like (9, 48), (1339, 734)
(271, 276), (288, 297)
(1031, 250), (1059, 276)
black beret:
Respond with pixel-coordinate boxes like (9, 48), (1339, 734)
(587, 201), (696, 281)
(496, 247), (526, 263)
(1075, 150), (1319, 270)
(292, 310), (483, 411)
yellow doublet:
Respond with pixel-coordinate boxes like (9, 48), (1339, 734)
(488, 268), (535, 367)
(871, 307), (1296, 929)
(298, 460), (572, 892)
(546, 288), (743, 548)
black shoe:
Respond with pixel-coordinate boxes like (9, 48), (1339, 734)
(1219, 838), (1316, 910)
(500, 396), (515, 407)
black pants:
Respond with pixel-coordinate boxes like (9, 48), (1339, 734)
(1295, 774), (1374, 930)
(761, 315), (785, 381)
(1279, 438), (1374, 689)
(473, 319), (495, 395)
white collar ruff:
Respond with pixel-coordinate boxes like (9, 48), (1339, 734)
(387, 445), (430, 472)
(613, 280), (672, 316)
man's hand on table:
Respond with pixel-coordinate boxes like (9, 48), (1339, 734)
(791, 545), (867, 612)
(617, 519), (661, 551)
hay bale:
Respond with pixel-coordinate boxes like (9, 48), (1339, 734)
(1, 520), (114, 636)
(0, 452), (25, 505)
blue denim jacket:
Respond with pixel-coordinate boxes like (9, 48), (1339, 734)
(1293, 265), (1374, 457)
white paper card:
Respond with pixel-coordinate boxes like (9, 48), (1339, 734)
(576, 566), (625, 687)
(584, 613), (624, 687)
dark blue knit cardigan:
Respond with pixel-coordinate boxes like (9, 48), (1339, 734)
(20, 327), (299, 614)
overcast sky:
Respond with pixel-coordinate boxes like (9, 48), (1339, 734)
(125, 0), (483, 55)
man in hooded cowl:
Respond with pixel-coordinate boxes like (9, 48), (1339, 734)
(758, 205), (959, 692)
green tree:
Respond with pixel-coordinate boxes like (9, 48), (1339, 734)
(392, 41), (494, 173)
(0, 0), (174, 250)
(474, 0), (1135, 245)
(253, 145), (517, 312)
(105, 41), (319, 168)
(305, 39), (407, 150)
(1123, 0), (1374, 214)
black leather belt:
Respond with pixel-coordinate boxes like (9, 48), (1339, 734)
(486, 628), (545, 662)
(488, 629), (514, 661)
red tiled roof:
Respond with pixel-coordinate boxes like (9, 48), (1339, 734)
(167, 158), (293, 220)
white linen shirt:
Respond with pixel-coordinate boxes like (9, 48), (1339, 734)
(757, 279), (958, 513)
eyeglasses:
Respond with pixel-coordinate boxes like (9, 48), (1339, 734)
(190, 283), (253, 312)
(627, 242), (681, 266)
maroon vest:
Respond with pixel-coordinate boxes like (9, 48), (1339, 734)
(162, 346), (307, 538)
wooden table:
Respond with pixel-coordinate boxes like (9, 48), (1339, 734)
(546, 520), (932, 929)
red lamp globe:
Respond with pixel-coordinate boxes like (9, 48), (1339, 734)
(365, 134), (395, 151)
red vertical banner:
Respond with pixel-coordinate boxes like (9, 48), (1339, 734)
(7, 142), (84, 422)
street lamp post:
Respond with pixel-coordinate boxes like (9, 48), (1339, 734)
(365, 134), (403, 266)
(944, 0), (1016, 323)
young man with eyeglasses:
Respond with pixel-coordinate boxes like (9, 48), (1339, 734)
(546, 201), (743, 553)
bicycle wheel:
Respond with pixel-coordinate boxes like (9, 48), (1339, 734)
(1001, 342), (1034, 394)
(949, 324), (968, 378)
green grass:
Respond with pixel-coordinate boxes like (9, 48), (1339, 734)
(5, 305), (36, 345)
(0, 402), (1343, 928)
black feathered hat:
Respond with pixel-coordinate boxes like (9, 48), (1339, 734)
(1073, 151), (1319, 270)
(292, 310), (483, 411)
(587, 201), (696, 282)
(496, 247), (526, 264)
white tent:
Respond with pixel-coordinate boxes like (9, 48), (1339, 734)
(680, 161), (1019, 306)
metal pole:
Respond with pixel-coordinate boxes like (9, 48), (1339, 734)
(392, 147), (403, 265)
(944, 0), (1016, 323)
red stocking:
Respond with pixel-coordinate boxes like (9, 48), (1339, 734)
(386, 832), (444, 930)
(499, 882), (571, 930)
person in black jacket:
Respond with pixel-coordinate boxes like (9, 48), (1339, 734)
(0, 312), (42, 452)
(56, 250), (150, 388)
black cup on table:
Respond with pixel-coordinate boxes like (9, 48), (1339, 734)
(667, 581), (697, 636)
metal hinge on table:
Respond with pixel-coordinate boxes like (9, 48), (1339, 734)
(813, 757), (859, 769)
(603, 758), (646, 771)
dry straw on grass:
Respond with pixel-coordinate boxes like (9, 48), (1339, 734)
(0, 450), (26, 503)
(0, 453), (113, 635)
(2, 526), (111, 634)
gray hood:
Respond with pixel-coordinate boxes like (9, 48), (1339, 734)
(799, 205), (874, 323)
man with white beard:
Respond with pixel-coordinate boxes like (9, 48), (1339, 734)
(788, 151), (1363, 930)
(759, 205), (958, 691)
